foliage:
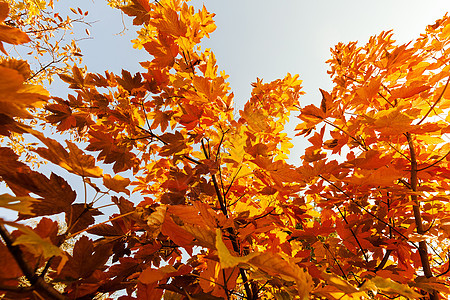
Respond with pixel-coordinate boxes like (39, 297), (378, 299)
(3, 0), (90, 84)
(1, 0), (450, 299)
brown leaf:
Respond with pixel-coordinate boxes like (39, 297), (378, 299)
(66, 204), (102, 234)
(0, 3), (30, 54)
(160, 131), (187, 156)
(3, 171), (77, 220)
(60, 236), (112, 280)
(0, 241), (23, 284)
(103, 174), (131, 195)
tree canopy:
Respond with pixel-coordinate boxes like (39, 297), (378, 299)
(1, 0), (450, 299)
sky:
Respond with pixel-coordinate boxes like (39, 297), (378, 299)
(61, 0), (450, 108)
(1, 1), (450, 220)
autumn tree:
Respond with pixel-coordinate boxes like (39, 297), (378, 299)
(1, 0), (450, 299)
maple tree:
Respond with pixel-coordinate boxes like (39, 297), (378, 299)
(1, 0), (450, 299)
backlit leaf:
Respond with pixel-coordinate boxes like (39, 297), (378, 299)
(103, 174), (131, 195)
(33, 133), (102, 178)
(216, 229), (256, 269)
(0, 193), (36, 215)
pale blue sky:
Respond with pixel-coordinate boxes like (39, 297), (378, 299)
(58, 0), (450, 108)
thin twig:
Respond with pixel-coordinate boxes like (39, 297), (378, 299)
(417, 149), (450, 171)
(318, 175), (418, 249)
(67, 211), (134, 238)
(418, 76), (450, 125)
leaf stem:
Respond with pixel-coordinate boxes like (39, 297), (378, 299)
(67, 210), (134, 238)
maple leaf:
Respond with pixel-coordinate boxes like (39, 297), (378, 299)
(121, 0), (151, 25)
(179, 103), (203, 130)
(87, 220), (128, 238)
(0, 2), (31, 54)
(0, 241), (23, 284)
(319, 88), (333, 113)
(45, 103), (76, 131)
(363, 276), (421, 299)
(160, 214), (195, 247)
(86, 130), (137, 173)
(0, 113), (29, 136)
(116, 70), (144, 93)
(153, 6), (187, 37)
(66, 203), (102, 234)
(248, 253), (314, 299)
(103, 174), (131, 195)
(33, 133), (102, 178)
(371, 106), (415, 135)
(253, 155), (305, 185)
(60, 236), (112, 280)
(159, 131), (187, 156)
(143, 33), (179, 68)
(216, 229), (257, 268)
(390, 83), (431, 99)
(145, 205), (166, 239)
(198, 258), (239, 298)
(45, 99), (93, 132)
(355, 77), (382, 104)
(0, 168), (77, 220)
(1, 1), (449, 299)
(136, 282), (164, 300)
(0, 193), (36, 215)
(0, 64), (49, 118)
(151, 110), (172, 132)
(33, 218), (60, 245)
(240, 102), (270, 132)
(6, 221), (67, 263)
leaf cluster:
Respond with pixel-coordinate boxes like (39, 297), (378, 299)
(1, 1), (450, 300)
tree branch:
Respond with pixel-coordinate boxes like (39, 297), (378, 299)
(0, 224), (66, 300)
(406, 133), (438, 300)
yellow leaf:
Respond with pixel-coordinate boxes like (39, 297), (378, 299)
(248, 253), (313, 299)
(0, 193), (36, 215)
(5, 221), (67, 272)
(373, 106), (414, 135)
(182, 224), (216, 249)
(146, 205), (167, 239)
(216, 229), (257, 269)
(364, 276), (421, 299)
(216, 228), (258, 269)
